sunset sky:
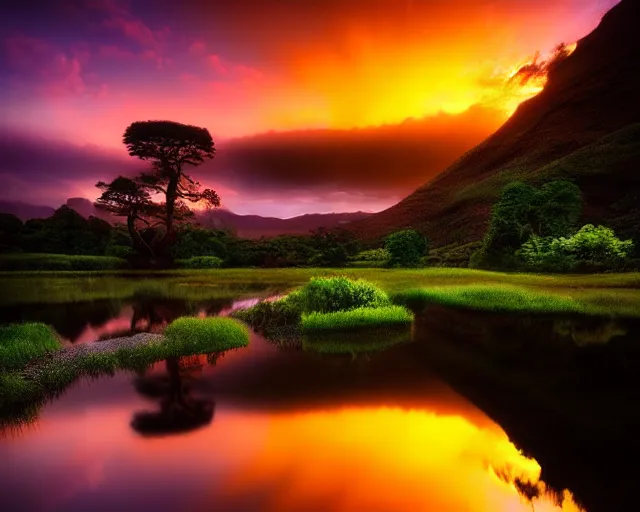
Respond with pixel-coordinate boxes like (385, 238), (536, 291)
(0, 0), (619, 217)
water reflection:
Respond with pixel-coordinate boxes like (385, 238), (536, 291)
(0, 330), (587, 512)
(0, 296), (260, 344)
(131, 356), (216, 437)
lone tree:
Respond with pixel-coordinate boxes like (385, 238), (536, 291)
(123, 120), (221, 251)
(95, 176), (153, 256)
(385, 229), (428, 267)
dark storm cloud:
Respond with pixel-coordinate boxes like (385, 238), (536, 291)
(209, 106), (505, 198)
(0, 128), (144, 205)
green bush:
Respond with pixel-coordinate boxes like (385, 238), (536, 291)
(0, 323), (61, 371)
(299, 276), (390, 313)
(517, 225), (634, 272)
(0, 253), (128, 271)
(385, 230), (428, 267)
(164, 317), (249, 353)
(301, 306), (413, 333)
(177, 256), (224, 269)
(472, 180), (582, 270)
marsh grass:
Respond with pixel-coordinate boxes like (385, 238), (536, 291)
(0, 323), (61, 371)
(301, 306), (413, 332)
(392, 285), (587, 315)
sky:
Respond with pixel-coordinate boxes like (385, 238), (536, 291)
(0, 0), (619, 217)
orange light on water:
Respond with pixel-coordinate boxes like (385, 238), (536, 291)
(221, 407), (584, 512)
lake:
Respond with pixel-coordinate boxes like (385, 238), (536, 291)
(1, 283), (639, 512)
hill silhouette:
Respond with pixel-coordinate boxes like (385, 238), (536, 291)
(0, 199), (370, 238)
(350, 0), (640, 246)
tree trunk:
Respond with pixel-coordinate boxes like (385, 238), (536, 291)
(127, 215), (153, 257)
(158, 176), (179, 254)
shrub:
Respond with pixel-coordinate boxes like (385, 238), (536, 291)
(178, 256), (224, 269)
(301, 306), (413, 333)
(516, 236), (576, 272)
(0, 323), (61, 371)
(473, 180), (582, 270)
(299, 276), (390, 313)
(385, 230), (428, 267)
(164, 317), (249, 353)
(517, 225), (634, 272)
(557, 224), (634, 269)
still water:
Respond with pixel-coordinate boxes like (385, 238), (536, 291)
(0, 293), (589, 512)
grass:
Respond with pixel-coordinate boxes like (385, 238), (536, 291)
(0, 323), (61, 371)
(0, 268), (639, 315)
(391, 285), (594, 315)
(164, 317), (250, 353)
(301, 306), (413, 333)
(0, 253), (129, 271)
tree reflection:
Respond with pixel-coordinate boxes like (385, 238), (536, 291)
(129, 295), (234, 333)
(130, 355), (217, 437)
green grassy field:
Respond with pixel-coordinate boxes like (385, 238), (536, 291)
(1, 268), (639, 312)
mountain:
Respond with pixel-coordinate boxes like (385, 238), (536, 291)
(64, 198), (113, 222)
(0, 201), (55, 221)
(199, 208), (372, 238)
(0, 198), (371, 238)
(350, 0), (640, 246)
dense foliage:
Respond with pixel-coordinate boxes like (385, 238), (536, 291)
(471, 180), (583, 269)
(518, 225), (634, 272)
(385, 229), (429, 267)
(0, 206), (115, 256)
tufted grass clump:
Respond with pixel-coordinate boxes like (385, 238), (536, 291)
(0, 323), (61, 371)
(298, 276), (390, 314)
(301, 306), (413, 333)
(164, 317), (250, 353)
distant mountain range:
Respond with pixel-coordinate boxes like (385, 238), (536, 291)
(0, 198), (371, 238)
(351, 0), (640, 246)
